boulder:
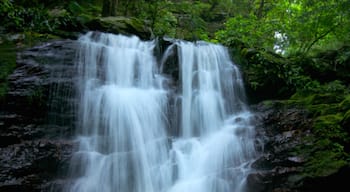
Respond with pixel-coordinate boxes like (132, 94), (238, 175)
(86, 16), (152, 40)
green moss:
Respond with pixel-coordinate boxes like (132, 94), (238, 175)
(342, 110), (350, 130)
(311, 93), (344, 104)
(313, 114), (347, 141)
(304, 149), (348, 177)
(86, 17), (150, 39)
(290, 92), (343, 105)
(307, 104), (340, 117)
(339, 95), (350, 112)
(0, 39), (17, 98)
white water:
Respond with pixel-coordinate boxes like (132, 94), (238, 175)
(66, 32), (256, 192)
(167, 41), (256, 192)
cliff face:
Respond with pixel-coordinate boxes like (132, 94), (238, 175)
(0, 37), (349, 192)
(0, 40), (77, 191)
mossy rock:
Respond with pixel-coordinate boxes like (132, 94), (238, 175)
(304, 149), (348, 177)
(313, 114), (346, 141)
(0, 39), (16, 99)
(86, 16), (152, 40)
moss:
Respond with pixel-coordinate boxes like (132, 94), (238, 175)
(339, 95), (350, 112)
(287, 110), (350, 178)
(86, 16), (151, 39)
(304, 149), (348, 177)
(292, 137), (348, 178)
(307, 104), (340, 117)
(288, 93), (315, 106)
(313, 114), (347, 141)
(342, 110), (350, 132)
(311, 93), (344, 104)
(290, 92), (343, 105)
(0, 39), (17, 99)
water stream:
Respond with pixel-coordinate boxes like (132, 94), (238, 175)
(65, 32), (257, 192)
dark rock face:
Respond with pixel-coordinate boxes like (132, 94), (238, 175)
(249, 101), (350, 192)
(0, 40), (78, 191)
(0, 140), (74, 192)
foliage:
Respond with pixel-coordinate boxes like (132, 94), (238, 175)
(297, 80), (348, 98)
(135, 0), (211, 39)
(215, 14), (276, 50)
(216, 0), (350, 56)
(0, 0), (91, 34)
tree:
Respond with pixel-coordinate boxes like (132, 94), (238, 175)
(102, 0), (118, 16)
(216, 0), (350, 56)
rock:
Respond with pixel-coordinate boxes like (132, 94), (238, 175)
(246, 172), (271, 192)
(86, 16), (152, 40)
(251, 101), (313, 191)
(251, 100), (350, 191)
(0, 39), (78, 191)
(0, 140), (75, 191)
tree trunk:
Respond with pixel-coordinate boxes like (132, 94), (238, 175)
(102, 0), (118, 17)
(256, 0), (265, 19)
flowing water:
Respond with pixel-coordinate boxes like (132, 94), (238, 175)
(168, 41), (256, 192)
(65, 32), (257, 192)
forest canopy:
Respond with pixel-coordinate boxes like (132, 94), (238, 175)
(1, 0), (349, 56)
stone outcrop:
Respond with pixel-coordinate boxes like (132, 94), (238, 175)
(0, 40), (78, 191)
(86, 17), (153, 40)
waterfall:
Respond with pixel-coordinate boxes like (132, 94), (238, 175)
(168, 41), (256, 192)
(65, 32), (256, 192)
(65, 32), (172, 192)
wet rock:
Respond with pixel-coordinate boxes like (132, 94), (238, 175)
(246, 172), (272, 192)
(251, 101), (313, 191)
(0, 39), (78, 191)
(0, 140), (74, 191)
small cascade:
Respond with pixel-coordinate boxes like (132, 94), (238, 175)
(65, 32), (257, 192)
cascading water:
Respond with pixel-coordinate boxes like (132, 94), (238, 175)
(65, 32), (257, 192)
(65, 32), (172, 192)
(168, 41), (256, 192)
